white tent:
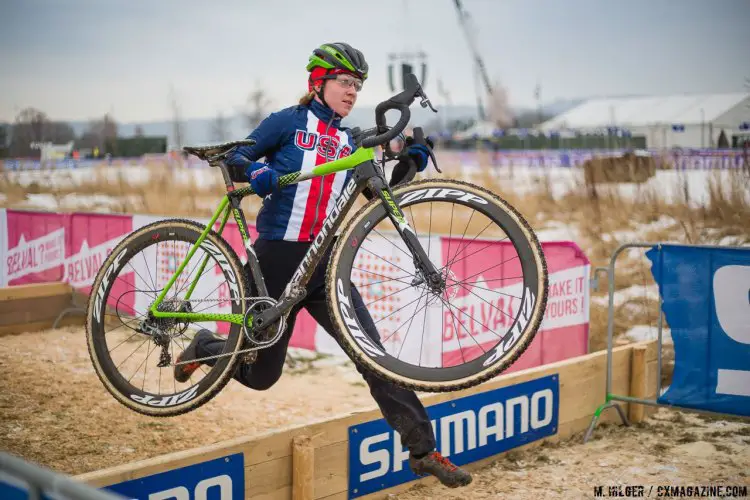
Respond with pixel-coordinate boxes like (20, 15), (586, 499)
(539, 93), (750, 148)
(453, 120), (499, 140)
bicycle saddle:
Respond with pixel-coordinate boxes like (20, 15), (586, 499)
(183, 139), (256, 162)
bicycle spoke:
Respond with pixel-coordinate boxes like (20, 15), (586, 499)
(448, 210), (474, 267)
(107, 329), (144, 354)
(381, 288), (431, 345)
(427, 201), (433, 259)
(408, 205), (418, 236)
(395, 289), (429, 360)
(352, 266), (415, 285)
(117, 338), (149, 378)
(170, 339), (176, 393)
(441, 296), (467, 365)
(456, 282), (518, 324)
(123, 261), (155, 297)
(454, 281), (522, 301)
(373, 292), (427, 327)
(438, 296), (493, 352)
(141, 341), (153, 391)
(140, 250), (157, 293)
(454, 254), (520, 285)
(440, 299), (445, 366)
(444, 218), (496, 270)
(418, 293), (439, 367)
(356, 275), (415, 289)
(458, 276), (524, 286)
(359, 243), (416, 278)
(357, 282), (419, 311)
(445, 235), (509, 270)
(372, 228), (412, 260)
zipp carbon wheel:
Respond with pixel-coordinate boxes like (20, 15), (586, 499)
(327, 179), (548, 392)
(85, 219), (248, 416)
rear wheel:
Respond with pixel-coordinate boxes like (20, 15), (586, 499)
(327, 179), (548, 392)
(85, 219), (248, 416)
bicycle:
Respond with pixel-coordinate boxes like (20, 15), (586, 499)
(86, 74), (549, 417)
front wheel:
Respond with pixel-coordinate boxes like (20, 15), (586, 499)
(327, 179), (548, 392)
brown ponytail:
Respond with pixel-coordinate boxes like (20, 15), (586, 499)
(299, 91), (315, 105)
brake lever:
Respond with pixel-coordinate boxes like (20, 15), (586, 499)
(416, 86), (438, 113)
(420, 95), (438, 113)
(427, 148), (441, 173)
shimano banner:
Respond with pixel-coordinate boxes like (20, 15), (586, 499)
(348, 375), (559, 498)
(647, 244), (750, 417)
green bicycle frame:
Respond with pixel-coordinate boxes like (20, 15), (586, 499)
(148, 146), (377, 326)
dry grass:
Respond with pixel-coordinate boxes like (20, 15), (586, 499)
(469, 164), (747, 352)
(1, 160), (265, 218)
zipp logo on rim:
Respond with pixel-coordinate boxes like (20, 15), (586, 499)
(93, 248), (128, 324)
(131, 385), (200, 407)
(337, 278), (386, 358)
(202, 240), (240, 302)
(399, 188), (489, 206)
(483, 287), (536, 367)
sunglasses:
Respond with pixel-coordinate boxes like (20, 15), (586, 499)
(323, 74), (363, 92)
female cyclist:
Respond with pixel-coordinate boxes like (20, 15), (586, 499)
(174, 42), (471, 488)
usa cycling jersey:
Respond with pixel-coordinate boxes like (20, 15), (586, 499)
(226, 99), (356, 242)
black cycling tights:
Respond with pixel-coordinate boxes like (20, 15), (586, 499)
(195, 238), (436, 456)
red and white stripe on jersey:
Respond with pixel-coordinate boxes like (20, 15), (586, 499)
(283, 111), (351, 242)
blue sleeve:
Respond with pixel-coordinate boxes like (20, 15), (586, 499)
(226, 111), (291, 166)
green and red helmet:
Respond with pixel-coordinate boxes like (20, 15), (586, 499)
(306, 42), (369, 82)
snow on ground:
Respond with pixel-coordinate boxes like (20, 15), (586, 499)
(624, 325), (673, 344)
(602, 215), (679, 244)
(7, 163), (743, 216)
(590, 284), (661, 308)
(534, 220), (582, 242)
(457, 164), (749, 207)
(12, 193), (132, 213)
(21, 194), (58, 211)
(6, 165), (150, 189)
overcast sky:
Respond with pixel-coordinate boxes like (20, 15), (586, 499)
(1, 0), (748, 123)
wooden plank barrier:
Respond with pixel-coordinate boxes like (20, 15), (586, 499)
(76, 340), (658, 500)
(628, 345), (649, 423)
(293, 435), (315, 500)
(0, 283), (86, 335)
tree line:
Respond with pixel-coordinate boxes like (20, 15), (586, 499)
(0, 83), (273, 159)
(0, 107), (122, 158)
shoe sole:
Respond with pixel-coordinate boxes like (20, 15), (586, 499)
(174, 358), (201, 383)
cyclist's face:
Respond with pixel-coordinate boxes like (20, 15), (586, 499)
(323, 73), (360, 117)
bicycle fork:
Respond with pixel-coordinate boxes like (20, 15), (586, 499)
(371, 178), (445, 292)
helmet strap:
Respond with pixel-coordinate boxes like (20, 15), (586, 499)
(309, 70), (338, 116)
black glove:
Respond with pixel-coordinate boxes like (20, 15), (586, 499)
(389, 134), (435, 187)
(402, 134), (435, 172)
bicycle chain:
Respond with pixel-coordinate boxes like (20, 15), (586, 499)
(147, 296), (287, 367)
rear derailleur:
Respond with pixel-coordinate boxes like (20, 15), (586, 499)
(139, 298), (193, 368)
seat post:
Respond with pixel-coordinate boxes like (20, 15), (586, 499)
(210, 159), (235, 192)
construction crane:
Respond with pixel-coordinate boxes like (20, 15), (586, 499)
(452, 0), (494, 121)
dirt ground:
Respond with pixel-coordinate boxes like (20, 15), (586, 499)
(0, 325), (378, 476)
(394, 410), (750, 499)
(2, 326), (749, 499)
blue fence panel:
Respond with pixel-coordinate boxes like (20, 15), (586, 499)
(647, 244), (750, 417)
